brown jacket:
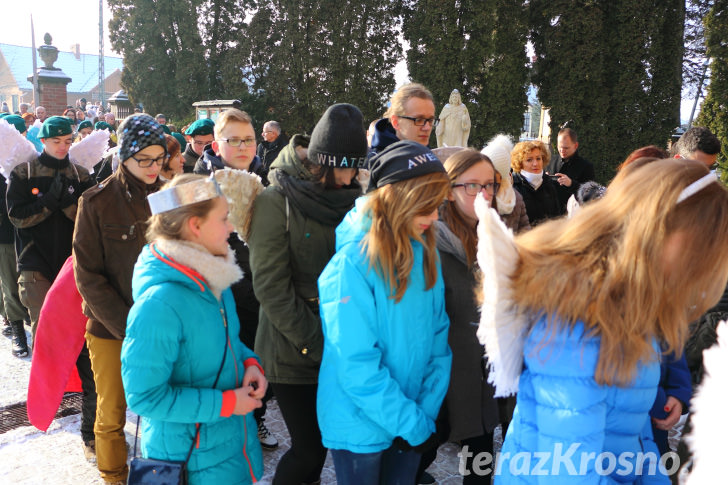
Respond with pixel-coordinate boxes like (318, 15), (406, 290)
(73, 164), (161, 339)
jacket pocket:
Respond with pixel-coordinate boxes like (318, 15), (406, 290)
(102, 223), (137, 242)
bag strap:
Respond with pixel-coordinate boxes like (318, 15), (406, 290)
(132, 307), (230, 463)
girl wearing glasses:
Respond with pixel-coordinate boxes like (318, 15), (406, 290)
(430, 149), (506, 482)
(73, 114), (166, 484)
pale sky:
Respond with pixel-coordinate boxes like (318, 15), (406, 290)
(1, 1), (116, 56)
(2, 1), (699, 123)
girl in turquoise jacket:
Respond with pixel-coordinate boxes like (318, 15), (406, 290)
(317, 141), (452, 484)
(121, 174), (266, 485)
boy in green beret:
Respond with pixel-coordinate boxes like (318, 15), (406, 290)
(5, 114), (97, 461)
(182, 118), (215, 173)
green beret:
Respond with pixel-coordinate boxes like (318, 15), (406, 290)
(40, 116), (73, 139)
(77, 120), (93, 131)
(94, 121), (114, 132)
(172, 132), (187, 152)
(185, 118), (215, 136)
(3, 114), (27, 134)
(160, 124), (171, 135)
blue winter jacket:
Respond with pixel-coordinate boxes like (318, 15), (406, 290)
(316, 198), (452, 453)
(121, 244), (264, 485)
(497, 318), (668, 484)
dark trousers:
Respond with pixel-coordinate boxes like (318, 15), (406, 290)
(461, 432), (495, 484)
(271, 382), (327, 485)
(331, 446), (421, 485)
(76, 341), (97, 444)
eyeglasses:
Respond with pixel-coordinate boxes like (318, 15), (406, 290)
(131, 154), (169, 168)
(453, 182), (500, 196)
(219, 137), (256, 147)
(397, 115), (438, 127)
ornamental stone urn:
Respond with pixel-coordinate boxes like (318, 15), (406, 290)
(38, 33), (60, 70)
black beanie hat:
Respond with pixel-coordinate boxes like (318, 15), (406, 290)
(308, 103), (367, 169)
(368, 140), (445, 191)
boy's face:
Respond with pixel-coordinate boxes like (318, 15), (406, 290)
(212, 121), (257, 171)
(41, 134), (73, 159)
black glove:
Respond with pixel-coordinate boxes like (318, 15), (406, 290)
(411, 432), (440, 454)
(39, 175), (63, 211)
(392, 436), (412, 452)
(58, 181), (77, 209)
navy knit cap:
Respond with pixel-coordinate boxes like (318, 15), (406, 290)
(308, 104), (367, 168)
(118, 114), (167, 163)
(368, 140), (445, 191)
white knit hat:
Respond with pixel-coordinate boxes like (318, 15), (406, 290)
(482, 134), (516, 215)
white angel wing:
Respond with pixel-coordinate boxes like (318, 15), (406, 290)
(0, 119), (40, 178)
(213, 168), (265, 242)
(475, 193), (529, 397)
(686, 320), (728, 484)
(69, 129), (110, 173)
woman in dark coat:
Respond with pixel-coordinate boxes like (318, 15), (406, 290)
(511, 140), (564, 225)
(435, 149), (511, 482)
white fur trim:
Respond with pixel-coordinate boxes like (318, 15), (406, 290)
(475, 193), (529, 397)
(686, 320), (728, 484)
(155, 239), (242, 299)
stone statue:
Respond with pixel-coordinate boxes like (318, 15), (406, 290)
(436, 89), (471, 148)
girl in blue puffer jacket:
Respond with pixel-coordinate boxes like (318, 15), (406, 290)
(317, 141), (452, 485)
(121, 174), (266, 485)
(488, 158), (728, 484)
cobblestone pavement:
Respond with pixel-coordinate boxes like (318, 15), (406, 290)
(259, 398), (503, 484)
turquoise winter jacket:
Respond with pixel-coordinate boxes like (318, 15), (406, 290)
(316, 198), (452, 453)
(121, 244), (263, 485)
(497, 318), (668, 484)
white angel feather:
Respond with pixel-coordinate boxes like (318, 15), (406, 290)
(0, 119), (40, 178)
(69, 129), (110, 173)
(686, 320), (728, 484)
(475, 193), (529, 397)
(213, 168), (264, 241)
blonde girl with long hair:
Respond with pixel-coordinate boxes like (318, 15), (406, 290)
(491, 158), (728, 482)
(317, 140), (452, 485)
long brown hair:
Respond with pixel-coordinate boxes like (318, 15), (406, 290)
(362, 172), (450, 302)
(440, 149), (496, 265)
(512, 158), (728, 386)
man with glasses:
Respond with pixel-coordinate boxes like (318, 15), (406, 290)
(182, 118), (215, 173)
(192, 109), (278, 451)
(73, 114), (166, 484)
(257, 120), (289, 173)
(369, 83), (438, 159)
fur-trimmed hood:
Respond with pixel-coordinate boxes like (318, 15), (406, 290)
(133, 239), (242, 301)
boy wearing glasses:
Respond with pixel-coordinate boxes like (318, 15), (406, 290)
(192, 108), (278, 451)
(182, 118), (215, 173)
(73, 114), (166, 484)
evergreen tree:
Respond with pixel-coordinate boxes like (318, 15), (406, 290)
(696, 0), (728, 181)
(108, 0), (210, 120)
(530, 0), (684, 183)
(403, 0), (529, 148)
(245, 0), (401, 134)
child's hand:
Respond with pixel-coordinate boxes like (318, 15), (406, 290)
(652, 396), (682, 430)
(231, 386), (263, 415)
(243, 365), (267, 400)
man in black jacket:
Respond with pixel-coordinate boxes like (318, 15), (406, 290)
(551, 128), (595, 209)
(257, 120), (288, 173)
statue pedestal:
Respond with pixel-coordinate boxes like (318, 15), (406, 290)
(28, 69), (72, 116)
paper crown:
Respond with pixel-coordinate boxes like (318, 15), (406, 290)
(148, 176), (223, 215)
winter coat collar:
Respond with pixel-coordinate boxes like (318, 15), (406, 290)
(200, 146), (264, 176)
(38, 151), (70, 170)
(153, 239), (242, 300)
(369, 118), (399, 155)
(117, 162), (162, 198)
(434, 220), (469, 267)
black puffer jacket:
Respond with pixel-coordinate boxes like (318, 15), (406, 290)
(512, 172), (564, 226)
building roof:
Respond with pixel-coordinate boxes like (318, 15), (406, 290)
(0, 43), (123, 94)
